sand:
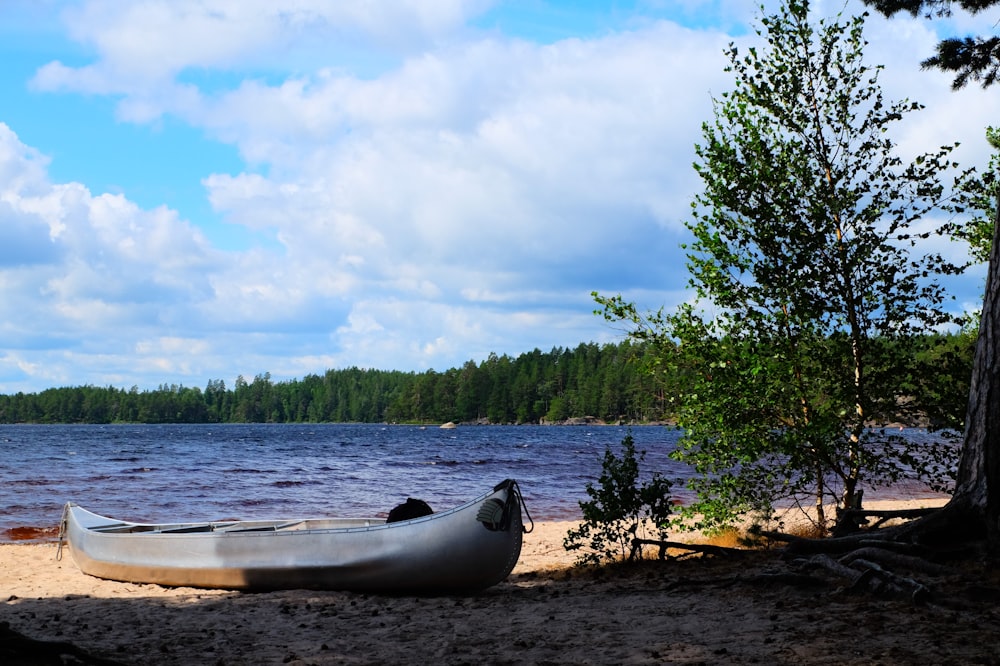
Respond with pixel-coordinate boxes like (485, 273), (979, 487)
(3, 499), (1000, 665)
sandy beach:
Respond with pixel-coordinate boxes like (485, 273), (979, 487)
(3, 500), (1000, 665)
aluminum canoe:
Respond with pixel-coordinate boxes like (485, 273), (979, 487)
(60, 479), (528, 592)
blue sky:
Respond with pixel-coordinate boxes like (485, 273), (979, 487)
(0, 0), (997, 394)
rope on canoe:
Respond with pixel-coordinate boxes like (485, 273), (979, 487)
(511, 479), (534, 534)
(479, 480), (534, 533)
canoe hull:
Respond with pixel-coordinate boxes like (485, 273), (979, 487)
(62, 480), (524, 592)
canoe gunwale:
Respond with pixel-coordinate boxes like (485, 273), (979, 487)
(60, 479), (526, 592)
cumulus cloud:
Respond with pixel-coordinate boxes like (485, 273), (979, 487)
(31, 0), (493, 101)
(185, 17), (733, 360)
(198, 23), (727, 271)
(0, 0), (997, 392)
(0, 123), (225, 384)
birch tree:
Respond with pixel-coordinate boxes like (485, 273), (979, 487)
(599, 1), (972, 532)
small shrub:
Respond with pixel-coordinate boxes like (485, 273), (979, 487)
(563, 433), (674, 565)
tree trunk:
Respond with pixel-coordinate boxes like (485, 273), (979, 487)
(950, 193), (1000, 551)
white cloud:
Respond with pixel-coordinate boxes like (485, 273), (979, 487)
(0, 0), (996, 393)
(196, 21), (727, 280)
(32, 0), (494, 93)
(0, 122), (228, 381)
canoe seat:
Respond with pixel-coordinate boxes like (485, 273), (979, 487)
(89, 523), (131, 533)
(157, 525), (216, 534)
(215, 521), (306, 533)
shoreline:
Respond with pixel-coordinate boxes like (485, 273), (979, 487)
(1, 497), (952, 594)
(0, 423), (955, 545)
(7, 496), (995, 666)
(0, 494), (952, 544)
(3, 497), (952, 586)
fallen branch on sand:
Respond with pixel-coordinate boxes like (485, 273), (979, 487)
(630, 538), (745, 561)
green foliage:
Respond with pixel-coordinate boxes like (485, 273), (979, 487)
(904, 329), (977, 433)
(674, 2), (970, 529)
(563, 433), (674, 565)
(598, 1), (973, 532)
(863, 0), (1000, 89)
(952, 126), (1000, 264)
(0, 341), (672, 425)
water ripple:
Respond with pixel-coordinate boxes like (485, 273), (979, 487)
(0, 423), (950, 542)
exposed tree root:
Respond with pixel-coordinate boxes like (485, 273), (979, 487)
(797, 554), (931, 603)
(756, 526), (908, 554)
(891, 499), (990, 548)
(833, 506), (941, 533)
(751, 500), (995, 604)
(838, 547), (956, 575)
(635, 499), (994, 608)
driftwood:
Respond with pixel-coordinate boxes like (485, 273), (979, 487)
(850, 538), (922, 554)
(802, 553), (868, 586)
(838, 547), (955, 575)
(800, 554), (931, 603)
(630, 538), (745, 561)
(844, 558), (931, 603)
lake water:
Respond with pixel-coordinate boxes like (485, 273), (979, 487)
(0, 423), (949, 542)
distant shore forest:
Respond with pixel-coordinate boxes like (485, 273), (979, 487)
(0, 333), (973, 426)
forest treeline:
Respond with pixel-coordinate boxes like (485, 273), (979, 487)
(0, 341), (670, 425)
(0, 332), (973, 426)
